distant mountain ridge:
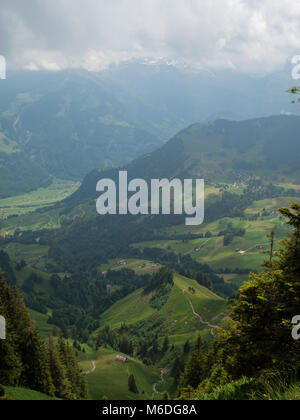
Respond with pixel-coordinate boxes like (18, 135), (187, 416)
(70, 114), (300, 205)
(0, 71), (164, 197)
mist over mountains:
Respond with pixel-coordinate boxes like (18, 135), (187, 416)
(0, 61), (298, 198)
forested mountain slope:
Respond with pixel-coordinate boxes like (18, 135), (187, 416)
(69, 114), (300, 205)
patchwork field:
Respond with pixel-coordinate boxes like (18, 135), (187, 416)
(0, 179), (79, 219)
(0, 179), (81, 238)
(133, 213), (292, 273)
(244, 196), (299, 216)
(4, 242), (49, 270)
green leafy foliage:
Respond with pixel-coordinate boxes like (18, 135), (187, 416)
(177, 202), (300, 398)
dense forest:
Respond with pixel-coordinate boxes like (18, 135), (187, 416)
(0, 271), (88, 400)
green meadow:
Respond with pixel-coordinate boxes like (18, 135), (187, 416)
(4, 387), (59, 401)
(0, 179), (79, 219)
(98, 273), (227, 339)
(0, 179), (80, 237)
(79, 348), (159, 400)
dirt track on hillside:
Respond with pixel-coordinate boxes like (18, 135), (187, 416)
(183, 290), (219, 335)
(152, 368), (168, 399)
(83, 360), (96, 375)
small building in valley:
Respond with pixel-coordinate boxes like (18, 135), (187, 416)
(115, 355), (129, 363)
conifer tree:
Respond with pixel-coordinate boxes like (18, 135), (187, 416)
(0, 271), (88, 399)
(178, 334), (205, 390)
(0, 271), (54, 395)
(162, 336), (169, 353)
(183, 340), (190, 355)
(47, 335), (72, 399)
(128, 374), (139, 394)
(163, 390), (170, 400)
(58, 335), (88, 400)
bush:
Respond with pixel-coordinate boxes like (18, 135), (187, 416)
(0, 384), (6, 397)
(196, 377), (261, 401)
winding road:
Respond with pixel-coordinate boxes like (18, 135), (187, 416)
(83, 360), (96, 375)
(183, 290), (219, 336)
(152, 368), (168, 399)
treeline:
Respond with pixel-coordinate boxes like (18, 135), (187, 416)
(0, 250), (16, 286)
(177, 202), (300, 399)
(47, 268), (150, 336)
(219, 222), (246, 246)
(0, 253), (151, 340)
(143, 268), (174, 310)
(0, 271), (88, 399)
(139, 248), (236, 297)
(96, 323), (184, 368)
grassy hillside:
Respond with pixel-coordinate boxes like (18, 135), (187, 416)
(86, 273), (227, 400)
(79, 348), (159, 400)
(99, 289), (157, 330)
(98, 273), (227, 338)
(4, 387), (59, 401)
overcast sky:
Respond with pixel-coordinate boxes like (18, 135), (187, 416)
(0, 0), (300, 74)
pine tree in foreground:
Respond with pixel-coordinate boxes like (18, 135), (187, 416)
(0, 271), (54, 395)
(0, 272), (88, 399)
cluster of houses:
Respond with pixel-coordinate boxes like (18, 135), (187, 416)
(138, 262), (160, 268)
(114, 259), (127, 267)
(255, 245), (265, 251)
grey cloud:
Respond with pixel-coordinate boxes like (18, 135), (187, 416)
(0, 0), (300, 73)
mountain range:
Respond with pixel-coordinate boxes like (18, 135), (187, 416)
(0, 62), (298, 198)
(69, 114), (300, 207)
